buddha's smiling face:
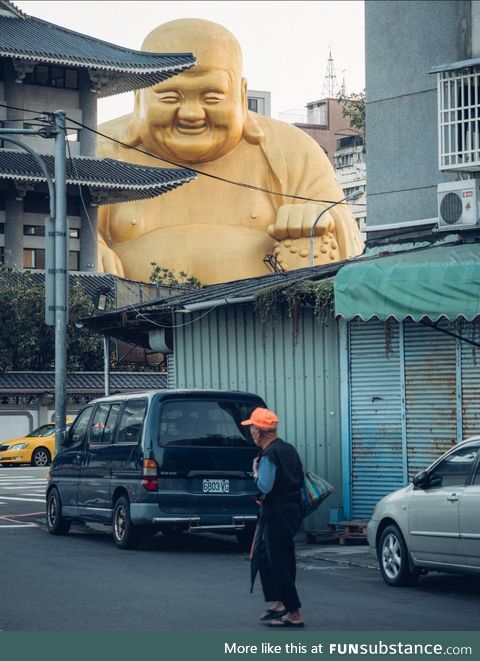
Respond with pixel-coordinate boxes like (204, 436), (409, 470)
(137, 68), (246, 163)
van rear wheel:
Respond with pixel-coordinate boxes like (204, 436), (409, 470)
(46, 488), (71, 535)
(112, 496), (138, 549)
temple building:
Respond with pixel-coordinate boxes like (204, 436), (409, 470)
(0, 0), (197, 433)
(0, 0), (196, 271)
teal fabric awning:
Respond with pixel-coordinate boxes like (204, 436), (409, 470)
(334, 243), (480, 322)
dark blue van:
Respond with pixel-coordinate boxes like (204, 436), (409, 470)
(46, 389), (265, 549)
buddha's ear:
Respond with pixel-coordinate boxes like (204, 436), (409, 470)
(123, 91), (143, 147)
(241, 77), (264, 145)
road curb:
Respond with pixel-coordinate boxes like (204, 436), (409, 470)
(295, 544), (377, 570)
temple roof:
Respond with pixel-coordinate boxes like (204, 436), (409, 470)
(0, 370), (167, 392)
(0, 1), (196, 96)
(0, 149), (196, 204)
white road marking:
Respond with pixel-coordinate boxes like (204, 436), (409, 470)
(0, 482), (46, 489)
(0, 475), (47, 479)
(0, 524), (38, 528)
(0, 476), (47, 479)
(0, 496), (46, 503)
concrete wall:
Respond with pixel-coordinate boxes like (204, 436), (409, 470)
(365, 0), (472, 227)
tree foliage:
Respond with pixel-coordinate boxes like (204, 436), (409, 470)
(337, 89), (366, 135)
(150, 262), (202, 288)
(0, 268), (104, 372)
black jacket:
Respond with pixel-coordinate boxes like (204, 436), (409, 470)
(260, 438), (304, 504)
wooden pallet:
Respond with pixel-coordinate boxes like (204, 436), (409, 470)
(328, 519), (369, 545)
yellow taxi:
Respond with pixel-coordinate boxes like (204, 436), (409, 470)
(0, 418), (74, 467)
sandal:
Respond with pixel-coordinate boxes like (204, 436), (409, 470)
(259, 608), (288, 622)
(268, 617), (305, 628)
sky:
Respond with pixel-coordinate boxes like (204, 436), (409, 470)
(16, 0), (365, 124)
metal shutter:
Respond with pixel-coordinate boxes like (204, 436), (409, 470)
(461, 322), (480, 439)
(349, 321), (403, 519)
(404, 320), (457, 477)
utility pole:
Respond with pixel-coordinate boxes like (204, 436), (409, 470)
(53, 111), (68, 453)
(0, 111), (68, 453)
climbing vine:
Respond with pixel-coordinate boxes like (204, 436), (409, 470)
(254, 279), (334, 349)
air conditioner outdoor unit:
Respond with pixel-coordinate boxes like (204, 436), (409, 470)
(437, 180), (480, 231)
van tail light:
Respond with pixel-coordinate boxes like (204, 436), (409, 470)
(142, 458), (158, 492)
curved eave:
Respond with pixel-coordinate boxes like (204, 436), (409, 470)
(0, 152), (196, 204)
(0, 172), (194, 203)
(3, 52), (196, 97)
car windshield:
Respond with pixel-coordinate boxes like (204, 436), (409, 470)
(27, 424), (55, 438)
(158, 399), (257, 448)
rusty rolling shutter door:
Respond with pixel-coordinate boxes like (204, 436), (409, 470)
(404, 320), (457, 478)
(461, 321), (480, 439)
(349, 320), (403, 519)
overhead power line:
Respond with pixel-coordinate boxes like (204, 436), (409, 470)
(0, 101), (366, 206)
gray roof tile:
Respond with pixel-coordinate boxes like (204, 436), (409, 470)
(0, 1), (196, 96)
(0, 149), (196, 203)
(0, 371), (167, 392)
(109, 261), (344, 316)
(1, 271), (117, 300)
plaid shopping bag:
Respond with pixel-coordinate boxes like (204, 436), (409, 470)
(300, 470), (335, 517)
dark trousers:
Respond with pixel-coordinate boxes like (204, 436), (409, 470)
(258, 501), (302, 613)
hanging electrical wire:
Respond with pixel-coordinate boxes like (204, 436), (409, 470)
(0, 103), (366, 206)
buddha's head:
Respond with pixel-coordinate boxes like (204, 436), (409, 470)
(133, 19), (251, 163)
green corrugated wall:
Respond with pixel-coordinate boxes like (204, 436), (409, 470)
(173, 303), (342, 532)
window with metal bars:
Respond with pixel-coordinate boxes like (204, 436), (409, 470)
(438, 67), (480, 170)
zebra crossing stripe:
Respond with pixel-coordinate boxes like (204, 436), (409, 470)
(0, 496), (45, 502)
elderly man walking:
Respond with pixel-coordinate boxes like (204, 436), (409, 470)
(241, 407), (305, 628)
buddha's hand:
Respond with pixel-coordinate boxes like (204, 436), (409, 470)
(267, 203), (341, 270)
(98, 236), (125, 277)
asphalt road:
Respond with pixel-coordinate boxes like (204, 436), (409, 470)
(1, 466), (480, 631)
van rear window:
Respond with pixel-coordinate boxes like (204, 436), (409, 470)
(158, 399), (257, 447)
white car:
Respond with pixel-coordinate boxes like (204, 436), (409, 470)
(367, 436), (480, 586)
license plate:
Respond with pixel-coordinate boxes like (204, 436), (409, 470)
(202, 479), (230, 493)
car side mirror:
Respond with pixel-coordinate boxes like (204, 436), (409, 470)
(412, 470), (430, 488)
(413, 470), (442, 489)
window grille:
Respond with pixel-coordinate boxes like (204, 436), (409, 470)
(438, 66), (480, 170)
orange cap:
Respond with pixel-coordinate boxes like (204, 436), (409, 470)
(241, 407), (279, 429)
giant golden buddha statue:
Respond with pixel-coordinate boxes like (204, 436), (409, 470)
(97, 18), (364, 284)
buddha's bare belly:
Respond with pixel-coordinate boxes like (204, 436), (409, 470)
(112, 224), (274, 284)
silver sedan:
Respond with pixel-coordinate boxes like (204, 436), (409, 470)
(367, 436), (480, 586)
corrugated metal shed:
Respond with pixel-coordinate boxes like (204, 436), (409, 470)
(81, 261), (346, 346)
(174, 303), (342, 532)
